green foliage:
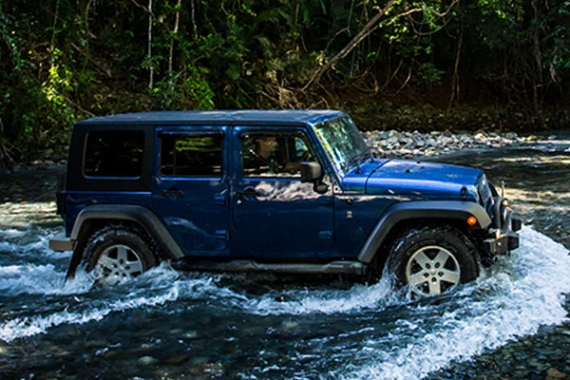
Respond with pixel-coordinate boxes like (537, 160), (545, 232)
(1, 0), (570, 165)
(414, 63), (445, 86)
(0, 2), (75, 162)
(152, 65), (215, 110)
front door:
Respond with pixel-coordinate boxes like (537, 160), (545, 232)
(231, 127), (334, 260)
(152, 126), (229, 256)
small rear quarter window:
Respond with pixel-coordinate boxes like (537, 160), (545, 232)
(84, 131), (145, 177)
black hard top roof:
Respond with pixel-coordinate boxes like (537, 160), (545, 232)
(75, 110), (346, 127)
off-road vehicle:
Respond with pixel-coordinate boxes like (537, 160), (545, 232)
(50, 110), (521, 297)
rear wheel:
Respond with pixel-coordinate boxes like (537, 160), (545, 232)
(387, 225), (479, 297)
(83, 225), (158, 286)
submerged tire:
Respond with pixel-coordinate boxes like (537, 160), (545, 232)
(387, 225), (479, 297)
(82, 226), (158, 286)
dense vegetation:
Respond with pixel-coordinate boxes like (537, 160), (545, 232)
(1, 0), (569, 164)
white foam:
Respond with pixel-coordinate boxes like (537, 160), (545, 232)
(2, 224), (569, 380)
(0, 228), (68, 259)
(339, 227), (570, 380)
(0, 228), (27, 239)
(0, 284), (180, 342)
(0, 264), (69, 295)
(238, 276), (398, 316)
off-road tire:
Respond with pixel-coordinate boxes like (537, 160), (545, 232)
(82, 225), (158, 286)
(387, 225), (479, 297)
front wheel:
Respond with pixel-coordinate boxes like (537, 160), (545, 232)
(387, 225), (479, 297)
(82, 226), (158, 286)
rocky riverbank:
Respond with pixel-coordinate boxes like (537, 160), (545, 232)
(363, 129), (554, 158)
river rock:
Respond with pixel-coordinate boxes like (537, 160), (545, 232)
(281, 320), (299, 330)
(362, 129), (537, 158)
(546, 367), (567, 379)
(183, 330), (200, 339)
(138, 356), (159, 366)
(166, 354), (190, 365)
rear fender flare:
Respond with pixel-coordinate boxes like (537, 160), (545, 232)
(357, 201), (491, 264)
(70, 204), (184, 260)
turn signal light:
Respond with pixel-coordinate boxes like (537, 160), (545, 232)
(467, 216), (477, 226)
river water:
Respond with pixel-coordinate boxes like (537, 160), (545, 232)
(0, 136), (569, 380)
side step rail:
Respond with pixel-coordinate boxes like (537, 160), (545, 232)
(173, 260), (366, 275)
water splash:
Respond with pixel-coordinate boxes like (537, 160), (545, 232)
(1, 226), (569, 380)
(0, 280), (181, 342)
(338, 227), (570, 380)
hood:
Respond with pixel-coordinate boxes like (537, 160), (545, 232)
(342, 159), (483, 201)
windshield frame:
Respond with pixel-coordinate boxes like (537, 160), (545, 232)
(313, 115), (370, 177)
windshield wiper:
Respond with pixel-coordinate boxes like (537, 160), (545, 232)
(347, 151), (369, 174)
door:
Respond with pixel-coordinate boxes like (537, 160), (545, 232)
(231, 127), (334, 259)
(152, 126), (229, 255)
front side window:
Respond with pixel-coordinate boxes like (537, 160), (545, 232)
(160, 133), (223, 177)
(84, 131), (144, 177)
(242, 133), (313, 177)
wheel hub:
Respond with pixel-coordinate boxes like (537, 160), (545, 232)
(406, 245), (461, 297)
(94, 244), (145, 286)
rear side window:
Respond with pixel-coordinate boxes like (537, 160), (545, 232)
(84, 131), (145, 178)
(160, 133), (223, 177)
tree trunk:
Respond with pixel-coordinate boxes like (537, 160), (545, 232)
(448, 32), (462, 108)
(148, 0), (153, 90)
(169, 0), (182, 85)
(531, 0), (544, 125)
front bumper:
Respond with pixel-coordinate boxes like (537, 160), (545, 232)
(483, 197), (522, 254)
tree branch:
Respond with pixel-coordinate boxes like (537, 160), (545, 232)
(71, 42), (112, 78)
(303, 0), (461, 90)
(303, 0), (397, 90)
(129, 0), (156, 18)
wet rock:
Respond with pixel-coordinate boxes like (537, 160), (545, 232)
(102, 350), (118, 359)
(546, 367), (567, 379)
(166, 354), (190, 365)
(363, 129), (540, 158)
(138, 356), (159, 366)
(190, 360), (225, 378)
(281, 321), (299, 330)
(183, 330), (200, 339)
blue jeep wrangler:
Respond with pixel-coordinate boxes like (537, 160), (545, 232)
(50, 110), (521, 297)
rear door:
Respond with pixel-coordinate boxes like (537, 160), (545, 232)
(152, 126), (230, 256)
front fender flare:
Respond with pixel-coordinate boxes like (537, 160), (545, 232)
(357, 200), (491, 264)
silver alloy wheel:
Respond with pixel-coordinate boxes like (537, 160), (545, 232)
(405, 245), (461, 297)
(94, 244), (145, 286)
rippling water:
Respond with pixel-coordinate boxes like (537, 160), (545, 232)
(1, 136), (569, 379)
(0, 223), (569, 379)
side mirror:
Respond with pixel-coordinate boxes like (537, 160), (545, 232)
(300, 162), (321, 183)
(300, 162), (329, 194)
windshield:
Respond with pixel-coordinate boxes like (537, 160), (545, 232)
(314, 116), (370, 175)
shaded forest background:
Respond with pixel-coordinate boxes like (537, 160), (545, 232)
(1, 0), (569, 165)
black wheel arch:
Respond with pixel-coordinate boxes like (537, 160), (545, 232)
(358, 200), (491, 265)
(65, 205), (184, 279)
